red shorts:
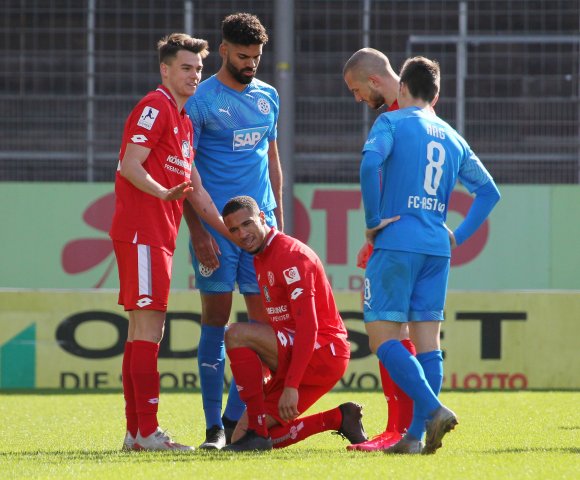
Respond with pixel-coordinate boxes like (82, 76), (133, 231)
(264, 340), (349, 424)
(113, 240), (173, 311)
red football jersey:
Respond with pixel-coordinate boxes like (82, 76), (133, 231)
(110, 85), (194, 253)
(254, 228), (350, 389)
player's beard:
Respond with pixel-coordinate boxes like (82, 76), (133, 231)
(226, 58), (255, 85)
(368, 85), (386, 110)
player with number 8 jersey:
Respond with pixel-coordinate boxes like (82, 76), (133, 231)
(359, 56), (500, 454)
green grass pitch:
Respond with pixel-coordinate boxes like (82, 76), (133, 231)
(1, 390), (578, 479)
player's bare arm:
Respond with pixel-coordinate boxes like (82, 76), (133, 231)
(268, 140), (284, 231)
(365, 215), (401, 245)
(183, 200), (221, 270)
(120, 143), (193, 200)
(186, 167), (231, 240)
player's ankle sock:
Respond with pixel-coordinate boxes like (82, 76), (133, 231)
(396, 338), (418, 433)
(122, 342), (139, 438)
(227, 347), (268, 437)
(378, 361), (399, 432)
(376, 340), (440, 416)
(407, 350), (444, 439)
(223, 379), (246, 423)
(269, 408), (342, 448)
(198, 324), (226, 429)
(131, 340), (160, 437)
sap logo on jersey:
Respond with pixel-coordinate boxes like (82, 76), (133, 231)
(233, 126), (268, 151)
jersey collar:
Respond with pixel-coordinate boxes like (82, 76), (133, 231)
(259, 227), (278, 255)
(156, 85), (179, 110)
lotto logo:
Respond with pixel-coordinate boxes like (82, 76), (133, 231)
(131, 134), (148, 143)
(283, 266), (301, 285)
(290, 287), (303, 300)
(147, 397), (159, 404)
(136, 297), (153, 308)
(232, 126), (268, 151)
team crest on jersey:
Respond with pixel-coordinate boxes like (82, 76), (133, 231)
(181, 140), (191, 159)
(283, 266), (301, 285)
(263, 285), (271, 302)
(137, 106), (159, 130)
(268, 271), (275, 286)
(233, 126), (268, 151)
(257, 98), (271, 115)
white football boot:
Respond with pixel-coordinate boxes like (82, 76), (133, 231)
(134, 427), (195, 451)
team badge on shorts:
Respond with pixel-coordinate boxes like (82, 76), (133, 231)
(198, 263), (214, 278)
(257, 98), (270, 115)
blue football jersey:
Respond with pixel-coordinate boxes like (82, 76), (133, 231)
(361, 106), (493, 257)
(185, 75), (279, 211)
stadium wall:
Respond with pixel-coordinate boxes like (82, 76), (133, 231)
(1, 290), (578, 391)
(1, 182), (580, 390)
(2, 183), (580, 290)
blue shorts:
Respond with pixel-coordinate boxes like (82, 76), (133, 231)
(363, 249), (449, 323)
(190, 210), (277, 294)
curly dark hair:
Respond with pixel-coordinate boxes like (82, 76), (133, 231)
(222, 12), (268, 45)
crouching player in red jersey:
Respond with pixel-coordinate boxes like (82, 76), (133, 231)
(219, 196), (368, 451)
(110, 33), (231, 451)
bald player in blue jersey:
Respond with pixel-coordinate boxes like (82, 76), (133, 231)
(358, 56), (500, 454)
(183, 13), (283, 450)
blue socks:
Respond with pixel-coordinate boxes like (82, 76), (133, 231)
(198, 323), (248, 429)
(198, 325), (226, 429)
(407, 350), (444, 439)
(376, 339), (441, 428)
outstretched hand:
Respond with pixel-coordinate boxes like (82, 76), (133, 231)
(365, 215), (400, 245)
(164, 181), (193, 201)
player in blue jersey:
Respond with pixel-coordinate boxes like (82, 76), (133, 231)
(183, 13), (283, 450)
(358, 56), (500, 454)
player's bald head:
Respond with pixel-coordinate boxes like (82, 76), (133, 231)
(343, 48), (392, 80)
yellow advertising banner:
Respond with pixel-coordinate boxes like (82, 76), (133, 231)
(1, 290), (578, 390)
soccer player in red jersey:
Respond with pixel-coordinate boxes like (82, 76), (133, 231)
(219, 196), (368, 451)
(341, 48), (419, 451)
(110, 33), (230, 451)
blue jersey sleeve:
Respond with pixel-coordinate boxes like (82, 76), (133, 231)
(362, 115), (394, 158)
(360, 115), (395, 229)
(185, 97), (203, 150)
(360, 151), (385, 229)
(458, 148), (493, 193)
(268, 89), (279, 141)
(454, 179), (501, 245)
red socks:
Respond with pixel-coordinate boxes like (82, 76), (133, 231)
(131, 340), (160, 437)
(227, 347), (268, 437)
(269, 407), (342, 448)
(379, 338), (417, 433)
(396, 338), (417, 431)
(122, 342), (138, 437)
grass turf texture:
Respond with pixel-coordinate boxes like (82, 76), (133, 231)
(1, 391), (578, 479)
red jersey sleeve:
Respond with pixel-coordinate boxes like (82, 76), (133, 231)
(281, 254), (319, 389)
(121, 96), (168, 155)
